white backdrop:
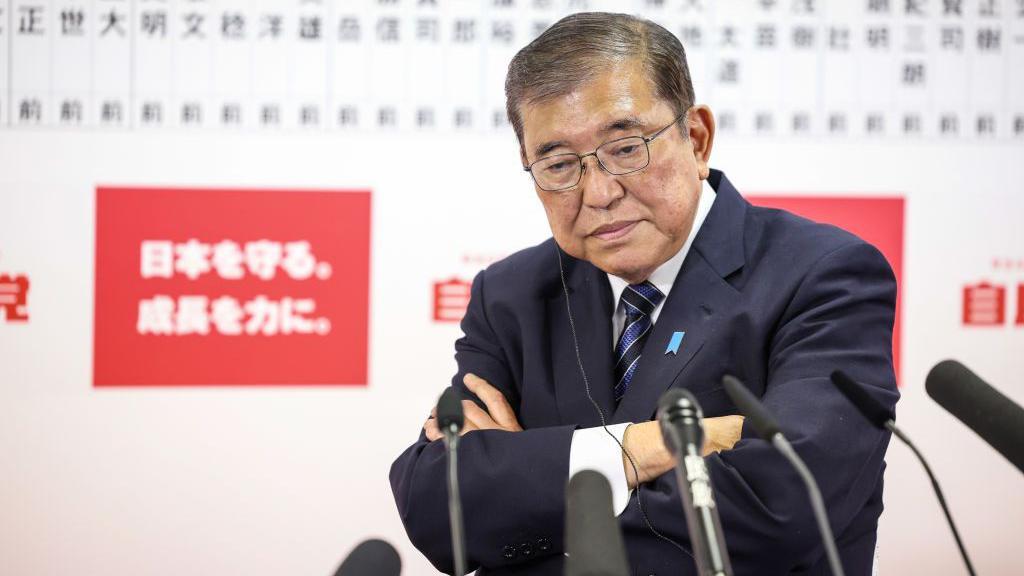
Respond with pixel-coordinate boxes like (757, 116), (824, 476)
(2, 1), (1024, 575)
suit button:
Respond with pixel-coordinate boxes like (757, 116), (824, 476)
(537, 538), (551, 552)
(502, 545), (516, 560)
(518, 542), (533, 558)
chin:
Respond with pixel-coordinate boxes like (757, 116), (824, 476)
(594, 257), (647, 282)
(570, 239), (652, 280)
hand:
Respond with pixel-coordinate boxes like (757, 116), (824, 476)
(621, 415), (745, 488)
(423, 373), (524, 442)
(703, 414), (745, 455)
(621, 421), (674, 488)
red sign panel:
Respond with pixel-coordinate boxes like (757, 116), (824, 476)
(962, 282), (1006, 326)
(1018, 284), (1024, 326)
(0, 274), (30, 322)
(748, 196), (904, 379)
(433, 277), (472, 322)
(94, 187), (371, 386)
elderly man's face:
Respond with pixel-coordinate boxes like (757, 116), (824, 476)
(519, 60), (714, 284)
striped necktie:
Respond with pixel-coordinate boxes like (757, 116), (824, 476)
(613, 281), (665, 402)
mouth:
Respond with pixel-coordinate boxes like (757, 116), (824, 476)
(590, 220), (639, 241)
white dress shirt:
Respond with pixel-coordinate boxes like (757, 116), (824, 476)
(567, 178), (717, 515)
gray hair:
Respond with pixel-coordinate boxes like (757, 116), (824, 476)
(504, 12), (695, 147)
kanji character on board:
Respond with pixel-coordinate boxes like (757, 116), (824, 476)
(137, 296), (175, 334)
(141, 241), (174, 278)
(245, 240), (283, 280)
(175, 295), (210, 335)
(175, 239), (212, 280)
(245, 295), (280, 335)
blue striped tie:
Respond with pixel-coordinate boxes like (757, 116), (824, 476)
(613, 281), (665, 402)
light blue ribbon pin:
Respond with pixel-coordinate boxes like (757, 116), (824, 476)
(665, 331), (685, 355)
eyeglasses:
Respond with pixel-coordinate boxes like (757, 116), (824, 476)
(523, 113), (686, 192)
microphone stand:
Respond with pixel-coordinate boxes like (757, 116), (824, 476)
(885, 421), (976, 576)
(659, 388), (733, 576)
(831, 369), (976, 576)
(722, 376), (845, 576)
(668, 441), (732, 576)
(768, 433), (845, 576)
(442, 423), (468, 576)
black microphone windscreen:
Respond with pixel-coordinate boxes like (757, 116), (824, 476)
(657, 387), (704, 455)
(830, 370), (894, 428)
(658, 387), (703, 418)
(437, 386), (464, 431)
(926, 359), (1024, 474)
(722, 375), (781, 440)
(565, 470), (630, 576)
(334, 538), (402, 576)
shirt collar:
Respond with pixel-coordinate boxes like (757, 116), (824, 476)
(608, 178), (717, 306)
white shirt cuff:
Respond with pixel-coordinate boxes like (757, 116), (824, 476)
(568, 422), (633, 516)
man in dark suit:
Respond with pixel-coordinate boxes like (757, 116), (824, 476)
(390, 12), (898, 576)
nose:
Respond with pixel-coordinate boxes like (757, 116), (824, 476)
(579, 155), (625, 210)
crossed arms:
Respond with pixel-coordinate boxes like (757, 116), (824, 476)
(390, 241), (898, 575)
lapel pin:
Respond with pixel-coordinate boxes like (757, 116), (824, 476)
(665, 331), (685, 355)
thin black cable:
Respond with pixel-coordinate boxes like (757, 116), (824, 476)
(887, 423), (976, 576)
(555, 245), (693, 560)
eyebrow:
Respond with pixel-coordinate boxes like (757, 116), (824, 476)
(601, 116), (646, 133)
(532, 116), (648, 159)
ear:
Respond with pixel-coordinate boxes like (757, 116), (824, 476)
(686, 105), (715, 180)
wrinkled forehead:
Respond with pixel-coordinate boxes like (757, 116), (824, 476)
(517, 64), (673, 159)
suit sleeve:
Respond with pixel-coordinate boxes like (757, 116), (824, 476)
(619, 241), (899, 573)
(389, 269), (575, 574)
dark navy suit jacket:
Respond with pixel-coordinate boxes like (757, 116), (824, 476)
(390, 170), (899, 576)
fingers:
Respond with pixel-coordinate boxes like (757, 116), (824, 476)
(425, 412), (480, 441)
(725, 414), (745, 446)
(424, 374), (523, 442)
(460, 419), (480, 436)
(622, 420), (676, 489)
(462, 398), (498, 430)
(702, 414), (745, 456)
(464, 373), (523, 432)
(424, 417), (442, 442)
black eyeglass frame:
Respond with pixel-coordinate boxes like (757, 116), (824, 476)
(522, 113), (687, 192)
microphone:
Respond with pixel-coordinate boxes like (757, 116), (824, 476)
(565, 470), (630, 576)
(926, 359), (1024, 474)
(722, 376), (845, 576)
(831, 369), (975, 576)
(437, 387), (468, 576)
(437, 385), (465, 432)
(334, 538), (402, 576)
(657, 388), (733, 576)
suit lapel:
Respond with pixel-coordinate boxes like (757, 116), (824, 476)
(549, 251), (617, 427)
(611, 252), (740, 423)
(612, 170), (748, 423)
